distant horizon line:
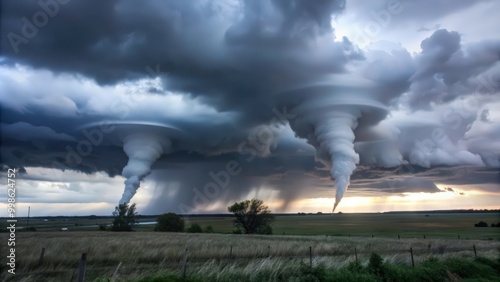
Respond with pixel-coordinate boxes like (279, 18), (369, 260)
(2, 208), (499, 219)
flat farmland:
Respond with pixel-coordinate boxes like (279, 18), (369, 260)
(6, 212), (500, 240)
(183, 212), (500, 239)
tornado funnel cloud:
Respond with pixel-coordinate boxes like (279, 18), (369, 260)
(314, 110), (360, 212)
(283, 86), (386, 212)
(120, 133), (172, 204)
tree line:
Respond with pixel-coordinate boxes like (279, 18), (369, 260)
(474, 221), (500, 227)
(109, 198), (275, 234)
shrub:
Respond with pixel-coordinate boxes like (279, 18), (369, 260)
(346, 261), (363, 273)
(296, 263), (328, 281)
(187, 223), (203, 233)
(204, 225), (214, 233)
(327, 269), (377, 282)
(413, 258), (448, 282)
(154, 213), (184, 232)
(98, 224), (108, 231)
(257, 224), (273, 235)
(382, 264), (415, 282)
(474, 221), (488, 227)
(444, 258), (498, 279)
(367, 253), (385, 277)
(474, 257), (500, 273)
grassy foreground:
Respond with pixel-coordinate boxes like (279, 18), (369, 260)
(138, 256), (500, 282)
(1, 232), (499, 281)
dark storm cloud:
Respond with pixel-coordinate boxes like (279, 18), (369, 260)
(1, 122), (76, 142)
(406, 29), (500, 110)
(437, 167), (500, 187)
(346, 165), (499, 195)
(1, 0), (353, 120)
(352, 177), (444, 194)
(150, 160), (498, 211)
(1, 0), (499, 213)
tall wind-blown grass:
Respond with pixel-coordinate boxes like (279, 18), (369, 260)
(1, 232), (498, 281)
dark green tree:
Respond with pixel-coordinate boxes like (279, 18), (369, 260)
(474, 221), (488, 227)
(155, 213), (185, 232)
(228, 198), (275, 234)
(187, 223), (203, 233)
(111, 203), (137, 231)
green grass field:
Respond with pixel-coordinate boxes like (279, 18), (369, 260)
(184, 213), (500, 239)
(5, 212), (500, 240)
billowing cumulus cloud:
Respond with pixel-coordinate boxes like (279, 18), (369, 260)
(1, 0), (499, 214)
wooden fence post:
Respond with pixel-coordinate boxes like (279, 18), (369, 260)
(77, 253), (87, 282)
(38, 247), (45, 267)
(309, 246), (312, 268)
(354, 248), (358, 264)
(229, 246), (233, 259)
(181, 248), (188, 278)
(409, 248), (414, 267)
(268, 245), (270, 257)
(398, 234), (400, 240)
(473, 245), (477, 258)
